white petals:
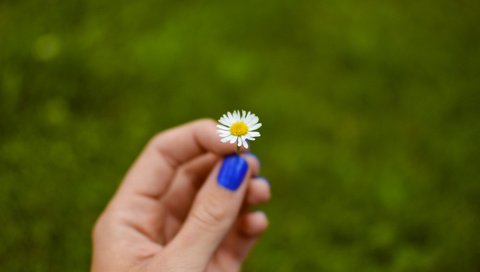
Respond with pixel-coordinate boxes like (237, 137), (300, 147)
(219, 116), (232, 126)
(217, 110), (261, 149)
(246, 116), (259, 127)
(216, 124), (229, 130)
(241, 136), (249, 148)
(249, 123), (262, 131)
(248, 131), (260, 137)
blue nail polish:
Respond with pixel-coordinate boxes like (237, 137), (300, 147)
(218, 155), (249, 191)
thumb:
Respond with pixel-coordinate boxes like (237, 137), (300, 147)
(160, 154), (258, 270)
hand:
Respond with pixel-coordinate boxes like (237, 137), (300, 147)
(91, 119), (271, 272)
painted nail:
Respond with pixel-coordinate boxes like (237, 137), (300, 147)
(257, 176), (270, 187)
(253, 210), (267, 217)
(244, 152), (260, 163)
(217, 154), (249, 191)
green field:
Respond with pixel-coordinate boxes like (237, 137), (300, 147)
(1, 0), (479, 271)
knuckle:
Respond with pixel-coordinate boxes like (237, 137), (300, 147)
(92, 215), (106, 240)
(194, 118), (216, 127)
(148, 131), (164, 148)
(91, 210), (117, 241)
(192, 195), (230, 229)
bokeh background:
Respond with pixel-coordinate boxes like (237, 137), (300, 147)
(1, 0), (479, 271)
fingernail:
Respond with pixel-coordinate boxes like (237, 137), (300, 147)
(257, 176), (270, 187)
(244, 152), (260, 164)
(218, 155), (249, 191)
(254, 210), (267, 217)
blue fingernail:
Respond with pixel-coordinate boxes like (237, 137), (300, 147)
(217, 155), (249, 191)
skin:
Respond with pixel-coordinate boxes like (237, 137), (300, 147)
(91, 119), (271, 272)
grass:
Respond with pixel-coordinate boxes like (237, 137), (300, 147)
(1, 0), (479, 271)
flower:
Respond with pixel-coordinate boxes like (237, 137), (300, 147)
(217, 110), (262, 149)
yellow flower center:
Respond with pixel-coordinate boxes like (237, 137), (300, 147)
(230, 121), (249, 136)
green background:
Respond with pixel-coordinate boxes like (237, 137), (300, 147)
(1, 0), (479, 271)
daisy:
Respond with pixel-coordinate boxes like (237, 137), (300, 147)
(217, 110), (262, 150)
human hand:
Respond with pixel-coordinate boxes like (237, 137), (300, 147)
(91, 119), (271, 272)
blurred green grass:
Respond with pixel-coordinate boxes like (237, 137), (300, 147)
(1, 0), (480, 271)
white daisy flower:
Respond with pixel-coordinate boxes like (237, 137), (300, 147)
(217, 110), (262, 149)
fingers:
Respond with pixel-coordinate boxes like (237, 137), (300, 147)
(155, 154), (259, 269)
(211, 177), (270, 271)
(162, 155), (267, 242)
(161, 153), (220, 240)
(116, 119), (235, 202)
(163, 153), (220, 214)
(213, 211), (269, 270)
(239, 211), (269, 237)
(246, 177), (271, 205)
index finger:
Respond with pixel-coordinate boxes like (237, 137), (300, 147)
(117, 119), (237, 200)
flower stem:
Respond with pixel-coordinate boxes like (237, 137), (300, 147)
(236, 145), (240, 154)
